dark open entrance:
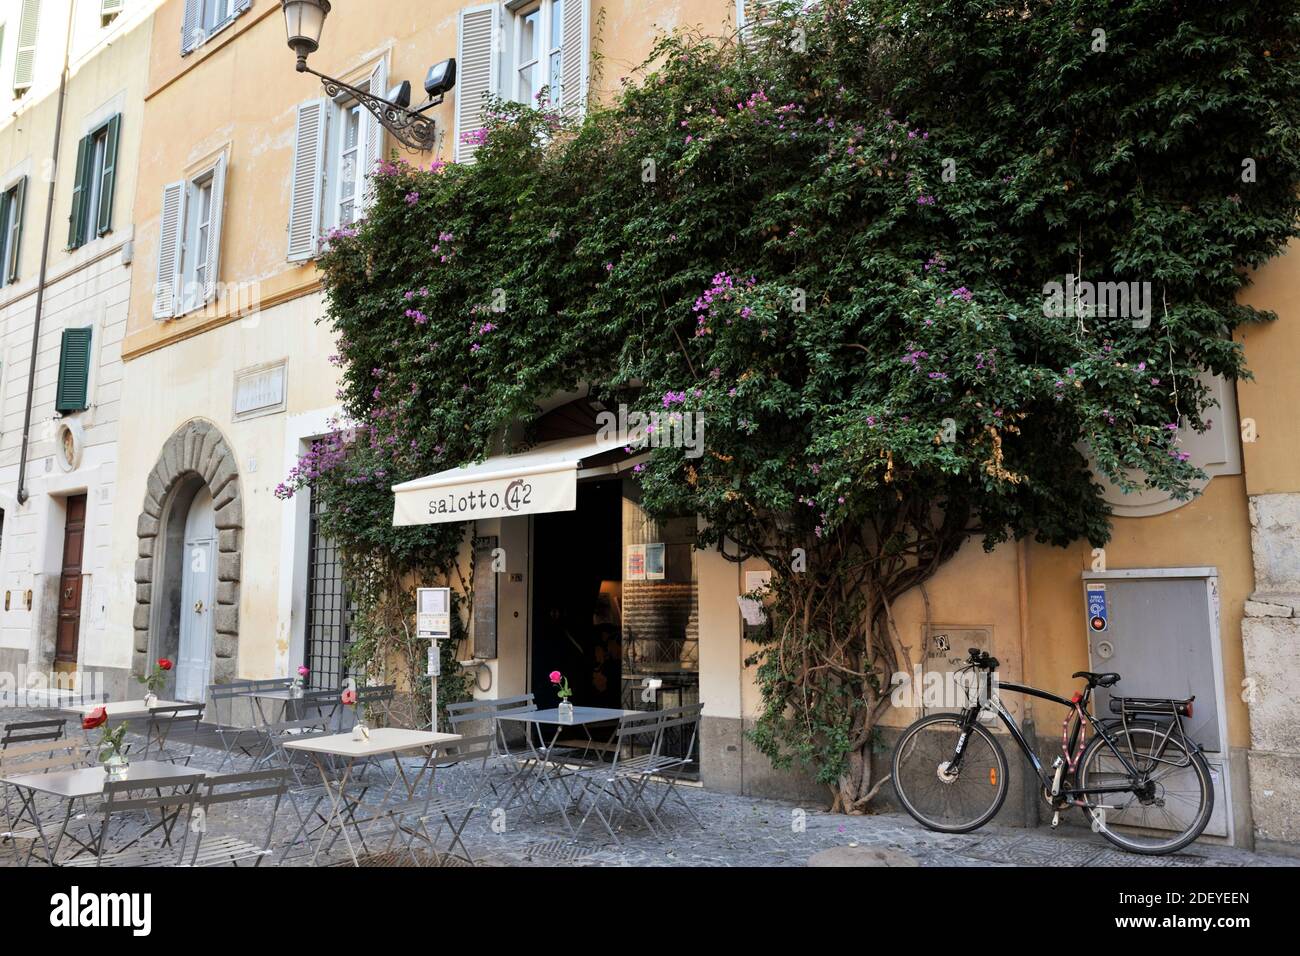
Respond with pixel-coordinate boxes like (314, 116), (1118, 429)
(529, 475), (701, 774)
(531, 480), (623, 710)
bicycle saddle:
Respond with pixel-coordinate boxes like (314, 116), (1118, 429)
(1073, 670), (1121, 688)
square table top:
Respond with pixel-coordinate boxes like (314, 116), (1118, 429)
(0, 760), (204, 798)
(62, 700), (188, 721)
(281, 727), (460, 758)
(496, 706), (641, 726)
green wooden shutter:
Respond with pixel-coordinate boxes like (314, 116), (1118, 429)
(55, 327), (93, 413)
(6, 176), (25, 283)
(0, 190), (12, 288)
(96, 115), (120, 237)
(67, 135), (91, 249)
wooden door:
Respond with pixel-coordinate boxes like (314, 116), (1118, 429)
(55, 494), (87, 665)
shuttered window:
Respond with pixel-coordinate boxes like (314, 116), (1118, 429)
(287, 100), (327, 261)
(67, 115), (121, 249)
(360, 60), (387, 212)
(55, 327), (93, 414)
(182, 0), (252, 56)
(287, 58), (387, 260)
(14, 0), (40, 94)
(0, 177), (26, 286)
(455, 0), (587, 161)
(101, 0), (125, 23)
(153, 180), (184, 319)
(455, 4), (500, 164)
(154, 157), (227, 319)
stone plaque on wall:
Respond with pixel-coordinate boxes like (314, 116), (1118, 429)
(472, 536), (498, 660)
(921, 624), (993, 716)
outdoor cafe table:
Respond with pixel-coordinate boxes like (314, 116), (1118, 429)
(495, 706), (642, 834)
(62, 699), (189, 753)
(1, 760), (204, 866)
(281, 727), (460, 866)
(62, 699), (187, 723)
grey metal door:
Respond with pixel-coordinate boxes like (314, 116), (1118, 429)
(1083, 572), (1221, 753)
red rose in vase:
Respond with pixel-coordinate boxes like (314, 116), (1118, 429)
(82, 706), (108, 731)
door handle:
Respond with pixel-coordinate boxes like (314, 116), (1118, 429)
(194, 600), (205, 613)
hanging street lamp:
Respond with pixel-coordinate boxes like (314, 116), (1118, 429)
(280, 0), (457, 152)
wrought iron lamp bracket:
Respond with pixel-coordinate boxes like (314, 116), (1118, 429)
(301, 64), (438, 152)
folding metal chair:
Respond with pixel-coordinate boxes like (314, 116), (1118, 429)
(447, 693), (587, 814)
(142, 704), (205, 765)
(187, 769), (291, 866)
(208, 679), (261, 770)
(637, 703), (704, 831)
(571, 710), (664, 842)
(0, 741), (94, 863)
(353, 684), (397, 726)
(265, 714), (370, 864)
(296, 688), (344, 731)
(63, 775), (202, 868)
(1, 718), (66, 748)
(380, 734), (492, 866)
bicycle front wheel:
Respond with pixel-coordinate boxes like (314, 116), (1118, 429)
(1077, 722), (1214, 855)
(891, 713), (1008, 833)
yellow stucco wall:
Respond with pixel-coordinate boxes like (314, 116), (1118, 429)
(110, 0), (1290, 774)
(124, 0), (740, 360)
(1235, 241), (1300, 497)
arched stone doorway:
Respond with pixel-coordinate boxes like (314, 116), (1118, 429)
(133, 420), (243, 697)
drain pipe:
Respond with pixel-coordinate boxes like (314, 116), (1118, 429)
(16, 14), (75, 505)
(1016, 537), (1039, 827)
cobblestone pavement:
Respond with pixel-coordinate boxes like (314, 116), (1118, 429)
(2, 708), (1294, 868)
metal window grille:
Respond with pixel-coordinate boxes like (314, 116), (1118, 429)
(303, 490), (354, 690)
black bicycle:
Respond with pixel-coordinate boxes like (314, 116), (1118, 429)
(891, 648), (1213, 855)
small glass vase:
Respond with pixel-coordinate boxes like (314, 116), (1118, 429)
(351, 722), (371, 742)
(290, 682), (304, 699)
(557, 699), (574, 723)
(104, 753), (129, 780)
(143, 692), (158, 709)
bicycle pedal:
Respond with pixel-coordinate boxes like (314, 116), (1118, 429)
(1050, 810), (1060, 829)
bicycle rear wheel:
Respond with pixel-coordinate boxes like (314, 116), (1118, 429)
(1076, 722), (1213, 855)
(891, 713), (1008, 833)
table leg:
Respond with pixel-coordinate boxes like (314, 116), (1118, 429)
(310, 754), (363, 867)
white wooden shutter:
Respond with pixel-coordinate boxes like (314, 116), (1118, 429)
(287, 99), (328, 261)
(181, 0), (202, 54)
(203, 156), (227, 304)
(101, 0), (125, 17)
(455, 4), (500, 164)
(559, 0), (589, 120)
(14, 0), (41, 92)
(154, 181), (185, 319)
(360, 59), (388, 212)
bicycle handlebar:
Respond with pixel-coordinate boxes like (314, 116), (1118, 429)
(967, 647), (1000, 670)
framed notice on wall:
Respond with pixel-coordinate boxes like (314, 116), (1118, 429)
(644, 543), (665, 581)
(472, 536), (498, 659)
(625, 544), (647, 581)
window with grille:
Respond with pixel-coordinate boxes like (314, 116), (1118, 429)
(303, 488), (354, 690)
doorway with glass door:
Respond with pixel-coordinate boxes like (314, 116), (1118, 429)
(175, 488), (216, 702)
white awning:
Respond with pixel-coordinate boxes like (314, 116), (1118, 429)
(391, 433), (633, 526)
